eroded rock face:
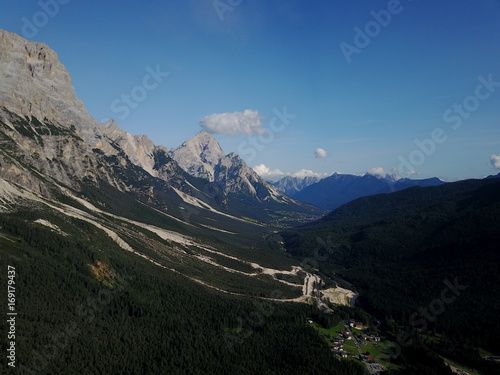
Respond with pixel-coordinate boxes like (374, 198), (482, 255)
(0, 30), (149, 194)
(99, 119), (158, 176)
(0, 108), (126, 195)
(0, 29), (99, 145)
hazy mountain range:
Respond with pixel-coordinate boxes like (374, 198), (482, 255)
(274, 173), (445, 210)
(272, 175), (323, 196)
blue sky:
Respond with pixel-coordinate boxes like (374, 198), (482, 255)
(1, 0), (500, 181)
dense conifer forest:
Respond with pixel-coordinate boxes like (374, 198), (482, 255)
(283, 178), (500, 374)
(0, 211), (365, 375)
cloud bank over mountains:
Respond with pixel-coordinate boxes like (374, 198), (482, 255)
(253, 164), (331, 182)
(491, 154), (500, 169)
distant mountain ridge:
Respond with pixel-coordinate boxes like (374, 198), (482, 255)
(292, 172), (445, 210)
(273, 175), (322, 196)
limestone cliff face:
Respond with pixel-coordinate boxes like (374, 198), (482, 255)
(99, 120), (158, 176)
(0, 108), (126, 194)
(98, 119), (184, 183)
(0, 29), (151, 195)
(0, 29), (101, 145)
(0, 29), (180, 194)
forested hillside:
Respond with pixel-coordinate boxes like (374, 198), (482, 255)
(283, 178), (500, 374)
(0, 209), (365, 375)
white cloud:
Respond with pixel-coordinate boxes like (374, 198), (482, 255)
(366, 167), (386, 177)
(406, 170), (421, 176)
(292, 169), (326, 178)
(314, 148), (330, 158)
(199, 109), (266, 137)
(491, 154), (500, 169)
(367, 167), (403, 181)
(253, 165), (331, 182)
(253, 164), (285, 181)
(393, 167), (420, 177)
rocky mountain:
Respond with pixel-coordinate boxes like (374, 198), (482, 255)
(0, 29), (322, 228)
(293, 172), (445, 210)
(273, 175), (323, 197)
(170, 130), (225, 182)
(170, 131), (323, 221)
(171, 130), (272, 197)
(0, 29), (178, 197)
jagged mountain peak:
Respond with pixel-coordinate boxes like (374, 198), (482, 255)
(225, 151), (239, 159)
(186, 130), (223, 154)
(170, 130), (224, 182)
(193, 129), (217, 142)
(171, 131), (292, 202)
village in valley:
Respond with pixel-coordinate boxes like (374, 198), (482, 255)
(310, 318), (388, 374)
